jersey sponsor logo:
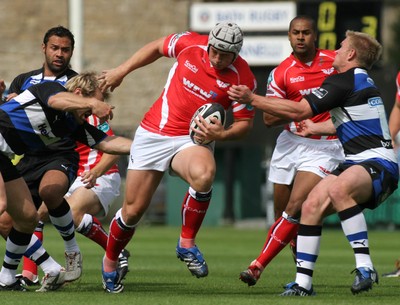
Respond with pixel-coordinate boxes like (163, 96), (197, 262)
(98, 122), (110, 132)
(322, 68), (335, 75)
(184, 60), (199, 73)
(30, 79), (41, 86)
(216, 79), (230, 88)
(182, 77), (217, 100)
(289, 76), (305, 83)
(38, 123), (51, 138)
(312, 87), (328, 99)
(367, 97), (383, 107)
(299, 86), (319, 96)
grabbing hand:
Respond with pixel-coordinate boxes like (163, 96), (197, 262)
(227, 84), (254, 104)
(80, 170), (98, 189)
(98, 68), (124, 93)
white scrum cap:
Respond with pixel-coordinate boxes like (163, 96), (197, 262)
(208, 22), (243, 60)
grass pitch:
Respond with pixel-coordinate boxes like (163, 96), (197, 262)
(1, 224), (400, 305)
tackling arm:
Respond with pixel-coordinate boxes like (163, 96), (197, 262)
(227, 84), (313, 121)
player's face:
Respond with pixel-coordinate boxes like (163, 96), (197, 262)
(208, 46), (235, 70)
(74, 88), (105, 124)
(288, 19), (317, 61)
(333, 37), (352, 72)
(43, 35), (74, 76)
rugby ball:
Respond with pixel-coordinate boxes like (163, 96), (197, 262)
(189, 103), (226, 145)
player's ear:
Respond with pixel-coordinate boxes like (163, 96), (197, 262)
(73, 88), (83, 96)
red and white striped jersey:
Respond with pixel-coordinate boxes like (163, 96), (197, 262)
(75, 115), (119, 176)
(396, 71), (400, 101)
(140, 31), (256, 136)
(266, 49), (337, 140)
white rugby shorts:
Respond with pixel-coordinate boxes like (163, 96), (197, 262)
(128, 126), (214, 172)
(65, 172), (121, 217)
(268, 130), (345, 185)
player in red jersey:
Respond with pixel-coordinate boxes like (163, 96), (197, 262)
(237, 16), (344, 286)
(383, 71), (400, 277)
(98, 22), (256, 293)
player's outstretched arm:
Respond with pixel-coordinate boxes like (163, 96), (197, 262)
(94, 135), (132, 155)
(98, 36), (166, 93)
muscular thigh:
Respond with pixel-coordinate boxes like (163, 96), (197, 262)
(329, 164), (373, 210)
(171, 145), (215, 191)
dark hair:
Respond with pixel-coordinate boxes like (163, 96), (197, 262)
(289, 15), (317, 33)
(43, 25), (75, 49)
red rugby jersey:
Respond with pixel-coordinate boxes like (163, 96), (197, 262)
(140, 32), (256, 136)
(266, 49), (337, 140)
(75, 115), (118, 176)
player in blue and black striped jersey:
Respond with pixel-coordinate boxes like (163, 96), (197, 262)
(228, 30), (398, 296)
(0, 72), (131, 291)
(0, 26), (81, 289)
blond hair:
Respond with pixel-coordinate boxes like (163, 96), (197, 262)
(346, 30), (382, 70)
(65, 72), (110, 100)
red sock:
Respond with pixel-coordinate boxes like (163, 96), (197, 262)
(82, 216), (108, 250)
(256, 216), (299, 267)
(180, 190), (210, 241)
(22, 225), (44, 277)
(106, 217), (135, 262)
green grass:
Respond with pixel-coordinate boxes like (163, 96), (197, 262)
(1, 225), (400, 305)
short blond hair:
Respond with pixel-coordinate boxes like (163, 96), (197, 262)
(65, 72), (110, 100)
(346, 30), (382, 70)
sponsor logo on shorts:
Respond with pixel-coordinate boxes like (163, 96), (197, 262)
(319, 166), (331, 175)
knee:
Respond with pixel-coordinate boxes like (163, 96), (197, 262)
(39, 185), (67, 207)
(0, 213), (13, 238)
(190, 166), (215, 191)
(301, 198), (322, 221)
(17, 209), (39, 233)
(121, 203), (145, 225)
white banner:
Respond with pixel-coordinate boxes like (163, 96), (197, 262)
(190, 2), (296, 32)
(240, 36), (291, 66)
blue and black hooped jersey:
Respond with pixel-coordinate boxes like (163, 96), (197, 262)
(8, 67), (77, 94)
(0, 81), (107, 156)
(7, 67), (79, 154)
(305, 67), (397, 164)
